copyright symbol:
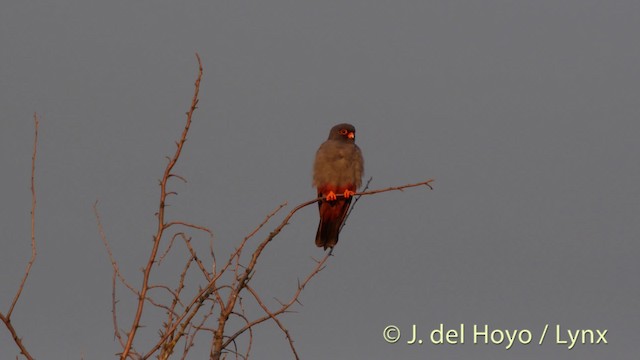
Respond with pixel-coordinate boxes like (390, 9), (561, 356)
(383, 325), (400, 343)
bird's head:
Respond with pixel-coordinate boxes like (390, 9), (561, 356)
(328, 123), (356, 142)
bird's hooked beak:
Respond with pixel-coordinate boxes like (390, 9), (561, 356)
(348, 131), (355, 140)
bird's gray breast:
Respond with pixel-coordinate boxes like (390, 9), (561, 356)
(313, 140), (363, 188)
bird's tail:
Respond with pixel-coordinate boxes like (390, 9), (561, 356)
(315, 198), (351, 249)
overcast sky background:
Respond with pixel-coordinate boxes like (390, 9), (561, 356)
(1, 1), (639, 359)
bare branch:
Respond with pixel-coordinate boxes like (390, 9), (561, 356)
(346, 179), (434, 198)
(120, 52), (204, 360)
(94, 201), (139, 295)
(111, 269), (126, 348)
(217, 203), (287, 280)
(220, 252), (331, 351)
(164, 221), (214, 236)
(246, 285), (299, 359)
(180, 303), (214, 360)
(158, 233), (181, 265)
(8, 113), (39, 318)
(180, 233), (212, 281)
(0, 113), (39, 360)
(141, 203), (288, 359)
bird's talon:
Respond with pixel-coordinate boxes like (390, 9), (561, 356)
(325, 191), (337, 201)
(343, 190), (355, 199)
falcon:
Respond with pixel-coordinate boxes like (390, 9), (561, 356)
(312, 123), (364, 249)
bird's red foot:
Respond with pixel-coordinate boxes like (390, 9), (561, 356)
(343, 190), (355, 199)
(325, 191), (337, 201)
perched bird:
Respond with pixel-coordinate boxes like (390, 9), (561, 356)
(313, 123), (364, 249)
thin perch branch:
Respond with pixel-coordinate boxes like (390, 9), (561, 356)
(341, 176), (373, 232)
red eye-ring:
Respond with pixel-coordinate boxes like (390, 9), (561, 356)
(339, 129), (348, 135)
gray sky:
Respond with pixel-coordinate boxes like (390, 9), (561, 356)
(2, 1), (638, 359)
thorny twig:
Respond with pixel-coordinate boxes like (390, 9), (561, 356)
(119, 52), (204, 360)
(0, 113), (39, 360)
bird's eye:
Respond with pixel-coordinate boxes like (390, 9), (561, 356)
(339, 129), (348, 135)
